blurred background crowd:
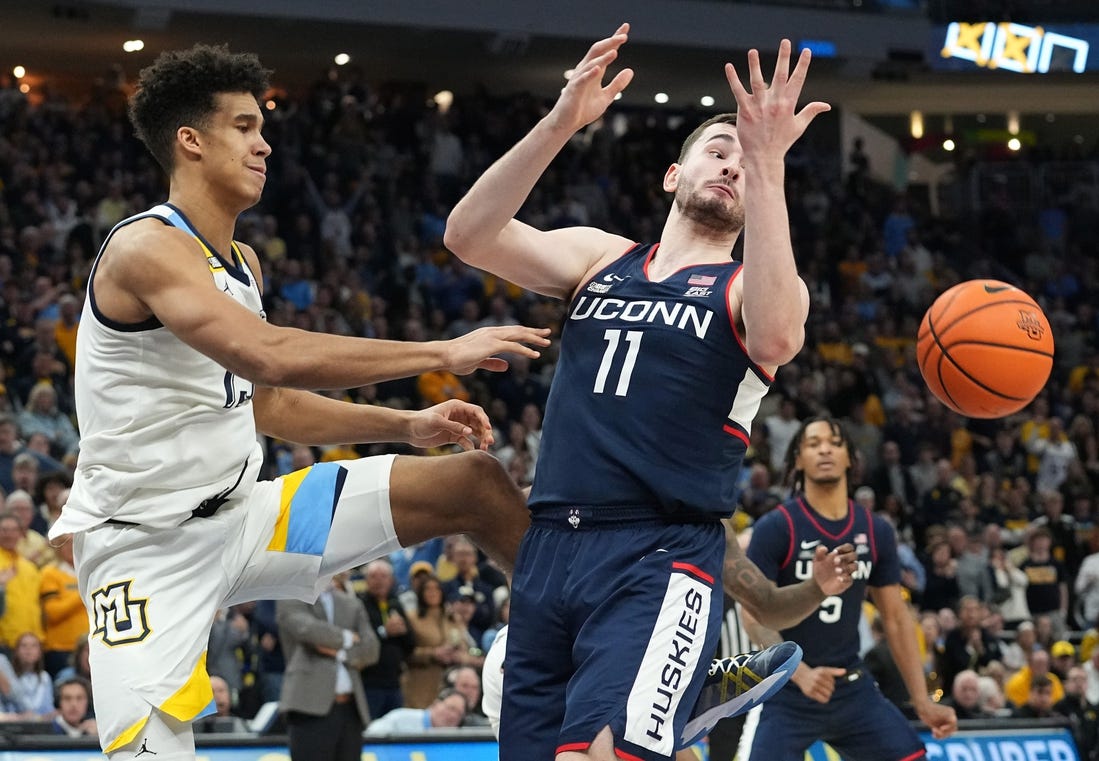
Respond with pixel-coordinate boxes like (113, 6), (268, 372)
(0, 48), (1098, 754)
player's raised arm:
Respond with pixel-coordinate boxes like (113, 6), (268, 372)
(445, 25), (635, 300)
(725, 40), (827, 365)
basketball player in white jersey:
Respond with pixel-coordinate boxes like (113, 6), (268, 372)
(47, 45), (549, 760)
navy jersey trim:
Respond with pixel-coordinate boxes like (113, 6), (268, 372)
(865, 506), (879, 564)
(776, 505), (796, 570)
(163, 202), (251, 286)
(795, 497), (855, 541)
(87, 213), (166, 333)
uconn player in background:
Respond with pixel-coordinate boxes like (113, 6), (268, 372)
(740, 418), (957, 761)
(446, 23), (831, 761)
(48, 45), (550, 761)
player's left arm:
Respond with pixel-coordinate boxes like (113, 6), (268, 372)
(726, 40), (824, 367)
(868, 583), (957, 739)
(724, 520), (856, 630)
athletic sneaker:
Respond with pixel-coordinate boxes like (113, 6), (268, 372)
(679, 641), (803, 747)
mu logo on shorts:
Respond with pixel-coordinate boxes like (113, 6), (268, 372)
(91, 580), (151, 646)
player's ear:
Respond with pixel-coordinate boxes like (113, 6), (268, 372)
(177, 126), (203, 161)
(662, 163), (680, 192)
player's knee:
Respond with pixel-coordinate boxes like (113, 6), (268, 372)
(459, 449), (515, 500)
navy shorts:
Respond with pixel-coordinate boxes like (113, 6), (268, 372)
(742, 669), (926, 761)
(499, 509), (724, 761)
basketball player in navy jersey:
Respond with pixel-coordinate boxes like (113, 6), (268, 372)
(446, 23), (831, 761)
(741, 418), (957, 760)
(48, 45), (551, 760)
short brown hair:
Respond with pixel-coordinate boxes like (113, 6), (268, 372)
(678, 113), (738, 163)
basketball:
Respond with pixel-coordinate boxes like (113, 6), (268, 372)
(917, 279), (1054, 419)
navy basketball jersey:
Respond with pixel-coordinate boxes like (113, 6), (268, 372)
(529, 243), (772, 518)
(746, 498), (900, 669)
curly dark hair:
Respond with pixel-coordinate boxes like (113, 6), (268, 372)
(781, 415), (855, 496)
(128, 44), (271, 173)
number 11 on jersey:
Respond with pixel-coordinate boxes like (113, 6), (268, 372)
(594, 329), (643, 396)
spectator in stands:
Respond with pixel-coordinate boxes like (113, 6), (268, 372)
(1079, 535), (1099, 632)
(207, 606), (250, 703)
(989, 546), (1030, 628)
(942, 596), (1001, 688)
(440, 536), (495, 646)
(871, 440), (919, 519)
(764, 395), (801, 475)
(1012, 674), (1057, 719)
(250, 599), (284, 705)
(1051, 640), (1078, 681)
(922, 540), (961, 613)
(35, 472), (70, 533)
(194, 675), (249, 734)
(942, 670), (987, 720)
(955, 528), (993, 604)
(405, 574), (472, 708)
(442, 664), (488, 727)
(0, 513), (43, 649)
(0, 632), (56, 715)
(1055, 665), (1098, 759)
(977, 675), (1010, 718)
(1006, 649), (1064, 708)
(39, 534), (86, 677)
(7, 490), (53, 568)
(17, 382), (79, 460)
(1034, 418), (1078, 495)
(1019, 527), (1070, 638)
(52, 294), (80, 370)
(0, 417), (64, 496)
(52, 676), (97, 738)
(54, 634), (92, 695)
(278, 574), (377, 761)
(359, 559), (414, 720)
(1001, 620), (1037, 671)
(363, 687), (467, 735)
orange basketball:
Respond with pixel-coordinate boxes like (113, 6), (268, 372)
(917, 279), (1054, 418)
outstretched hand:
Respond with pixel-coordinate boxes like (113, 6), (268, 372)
(916, 701), (958, 740)
(812, 543), (857, 597)
(724, 39), (831, 163)
(547, 23), (635, 134)
(445, 325), (552, 376)
(408, 398), (495, 451)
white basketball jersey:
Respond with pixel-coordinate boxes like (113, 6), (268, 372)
(51, 203), (264, 534)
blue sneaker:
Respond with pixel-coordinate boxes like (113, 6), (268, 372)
(679, 641), (803, 747)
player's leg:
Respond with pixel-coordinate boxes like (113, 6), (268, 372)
(554, 521), (725, 761)
(386, 449), (529, 571)
(822, 676), (926, 761)
(307, 450), (527, 580)
(75, 520), (229, 759)
(738, 692), (822, 761)
(498, 525), (576, 761)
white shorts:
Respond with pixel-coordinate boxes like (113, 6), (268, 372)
(75, 455), (400, 753)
